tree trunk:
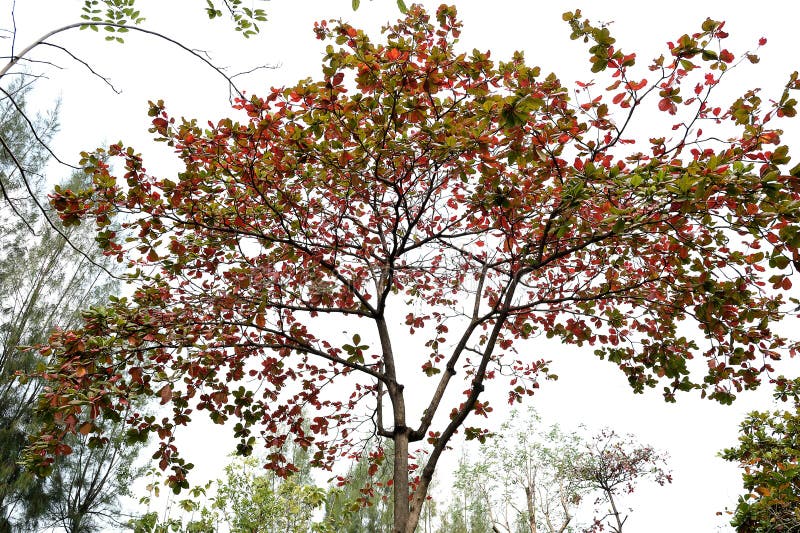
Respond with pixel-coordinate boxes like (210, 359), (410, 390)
(606, 490), (624, 533)
(393, 427), (410, 533)
(525, 485), (537, 533)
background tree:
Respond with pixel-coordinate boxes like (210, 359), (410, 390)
(441, 409), (667, 533)
(0, 79), (143, 532)
(577, 430), (671, 533)
(26, 6), (800, 533)
(209, 455), (326, 533)
(0, 77), (61, 533)
(324, 443), (395, 533)
(439, 454), (493, 533)
(39, 410), (147, 533)
(721, 376), (800, 532)
(129, 450), (328, 533)
(452, 408), (588, 533)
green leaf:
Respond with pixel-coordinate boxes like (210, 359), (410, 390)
(771, 145), (791, 166)
(397, 0), (408, 12)
(352, 0), (360, 10)
(423, 363), (441, 377)
(701, 50), (718, 61)
(771, 255), (790, 270)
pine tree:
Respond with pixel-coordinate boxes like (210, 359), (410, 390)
(0, 80), (133, 532)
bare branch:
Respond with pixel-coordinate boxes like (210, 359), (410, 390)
(0, 22), (245, 99)
(40, 43), (121, 94)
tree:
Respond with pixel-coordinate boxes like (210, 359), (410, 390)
(0, 79), (143, 532)
(443, 410), (667, 533)
(324, 443), (395, 533)
(440, 453), (493, 533)
(576, 430), (670, 533)
(39, 411), (147, 533)
(206, 455), (327, 533)
(24, 5), (800, 532)
(721, 376), (800, 532)
(0, 78), (62, 533)
(450, 409), (588, 533)
(129, 452), (328, 533)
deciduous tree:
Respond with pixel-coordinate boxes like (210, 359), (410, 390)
(577, 430), (670, 533)
(26, 5), (800, 532)
(130, 450), (327, 533)
(450, 409), (588, 533)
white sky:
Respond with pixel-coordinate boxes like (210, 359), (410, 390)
(4, 1), (800, 531)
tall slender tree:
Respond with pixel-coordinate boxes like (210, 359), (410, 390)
(0, 78), (63, 532)
(38, 407), (146, 533)
(0, 82), (140, 532)
(324, 443), (396, 533)
(453, 409), (588, 533)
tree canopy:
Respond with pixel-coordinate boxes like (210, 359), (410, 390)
(23, 5), (800, 532)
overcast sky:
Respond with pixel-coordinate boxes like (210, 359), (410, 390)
(4, 1), (800, 531)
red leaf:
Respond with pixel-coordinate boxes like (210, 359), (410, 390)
(658, 98), (677, 115)
(152, 117), (168, 131)
(158, 385), (173, 405)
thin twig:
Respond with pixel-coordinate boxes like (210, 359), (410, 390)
(10, 0), (17, 57)
(41, 43), (121, 94)
(230, 63), (279, 79)
(0, 55), (65, 70)
(0, 86), (80, 170)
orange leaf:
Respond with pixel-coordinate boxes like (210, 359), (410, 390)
(628, 78), (647, 91)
